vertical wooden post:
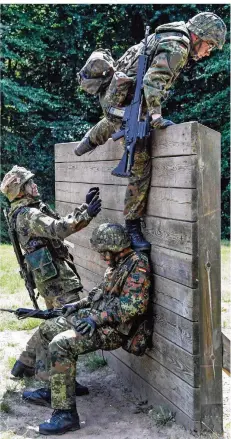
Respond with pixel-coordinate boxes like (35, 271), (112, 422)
(197, 123), (222, 433)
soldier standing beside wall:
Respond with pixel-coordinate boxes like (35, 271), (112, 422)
(0, 165), (101, 395)
(74, 12), (226, 251)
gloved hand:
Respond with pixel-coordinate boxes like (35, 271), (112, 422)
(151, 116), (175, 129)
(75, 316), (97, 338)
(87, 194), (101, 218)
(61, 301), (79, 318)
(86, 187), (99, 204)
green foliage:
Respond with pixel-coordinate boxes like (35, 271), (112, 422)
(85, 352), (107, 371)
(149, 405), (175, 426)
(1, 4), (230, 240)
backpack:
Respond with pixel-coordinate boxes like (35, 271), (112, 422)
(77, 49), (115, 95)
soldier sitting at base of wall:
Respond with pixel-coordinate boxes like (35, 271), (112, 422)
(0, 165), (101, 396)
(74, 12), (226, 252)
(22, 223), (151, 435)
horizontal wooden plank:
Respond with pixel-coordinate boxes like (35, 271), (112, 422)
(154, 274), (199, 321)
(56, 184), (197, 222)
(151, 246), (197, 288)
(55, 122), (198, 163)
(151, 156), (197, 188)
(153, 304), (199, 354)
(71, 241), (197, 289)
(108, 348), (200, 420)
(75, 264), (102, 293)
(56, 201), (196, 255)
(72, 258), (199, 322)
(55, 156), (196, 188)
(104, 351), (200, 431)
(149, 332), (200, 387)
(151, 122), (198, 157)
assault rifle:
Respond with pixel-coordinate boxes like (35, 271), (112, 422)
(3, 208), (39, 309)
(0, 308), (62, 320)
(111, 25), (151, 177)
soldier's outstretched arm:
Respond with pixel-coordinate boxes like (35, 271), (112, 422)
(16, 203), (95, 241)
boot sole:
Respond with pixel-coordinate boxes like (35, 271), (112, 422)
(39, 424), (80, 435)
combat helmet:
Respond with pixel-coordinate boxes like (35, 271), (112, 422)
(187, 12), (227, 49)
(0, 165), (34, 202)
(90, 223), (131, 253)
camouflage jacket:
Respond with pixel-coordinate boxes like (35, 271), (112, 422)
(9, 196), (92, 301)
(72, 250), (151, 336)
(114, 21), (191, 115)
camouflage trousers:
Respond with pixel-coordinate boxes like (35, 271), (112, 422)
(18, 288), (81, 369)
(85, 116), (152, 220)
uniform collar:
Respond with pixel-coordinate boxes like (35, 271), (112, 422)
(10, 196), (41, 215)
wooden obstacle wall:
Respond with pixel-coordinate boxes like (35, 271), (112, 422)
(55, 122), (222, 433)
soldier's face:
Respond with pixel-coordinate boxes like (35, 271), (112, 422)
(194, 40), (215, 60)
(24, 179), (40, 197)
(99, 251), (116, 267)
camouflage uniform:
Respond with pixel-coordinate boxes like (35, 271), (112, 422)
(76, 21), (191, 220)
(34, 249), (151, 407)
(9, 195), (93, 368)
(76, 14), (226, 221)
(0, 163), (95, 371)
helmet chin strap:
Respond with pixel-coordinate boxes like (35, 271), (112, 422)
(191, 38), (203, 61)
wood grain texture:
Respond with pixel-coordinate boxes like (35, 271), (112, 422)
(56, 185), (197, 221)
(149, 332), (200, 387)
(56, 156), (196, 188)
(197, 123), (222, 433)
(153, 274), (199, 321)
(56, 200), (196, 255)
(55, 122), (198, 163)
(108, 348), (200, 420)
(104, 351), (200, 431)
(153, 304), (199, 354)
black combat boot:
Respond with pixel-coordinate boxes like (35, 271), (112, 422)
(22, 388), (51, 407)
(39, 408), (80, 435)
(125, 219), (151, 251)
(11, 360), (34, 378)
(74, 135), (96, 156)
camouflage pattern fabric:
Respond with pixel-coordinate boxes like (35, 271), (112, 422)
(86, 118), (151, 221)
(79, 21), (192, 219)
(9, 195), (93, 370)
(90, 223), (131, 253)
(18, 289), (82, 369)
(77, 48), (115, 95)
(0, 165), (34, 201)
(9, 196), (92, 299)
(187, 12), (226, 49)
(31, 250), (150, 410)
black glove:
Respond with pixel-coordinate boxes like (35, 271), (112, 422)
(86, 187), (99, 204)
(75, 317), (97, 338)
(151, 116), (175, 129)
(61, 302), (79, 318)
(87, 194), (101, 218)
